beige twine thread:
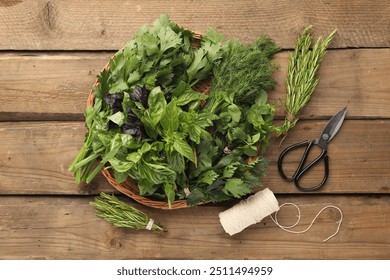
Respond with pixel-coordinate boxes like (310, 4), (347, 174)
(145, 219), (155, 231)
(286, 114), (296, 122)
(270, 203), (343, 242)
(219, 188), (343, 241)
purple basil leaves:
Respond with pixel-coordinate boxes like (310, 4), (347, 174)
(130, 85), (149, 108)
(122, 122), (145, 141)
(103, 93), (124, 113)
(122, 112), (145, 141)
(104, 86), (149, 141)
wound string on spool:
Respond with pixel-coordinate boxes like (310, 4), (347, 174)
(219, 188), (280, 236)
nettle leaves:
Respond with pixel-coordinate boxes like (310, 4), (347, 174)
(69, 14), (279, 207)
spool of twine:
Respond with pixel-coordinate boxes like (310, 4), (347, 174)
(219, 188), (279, 236)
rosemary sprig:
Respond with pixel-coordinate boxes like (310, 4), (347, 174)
(275, 25), (337, 139)
(90, 193), (164, 233)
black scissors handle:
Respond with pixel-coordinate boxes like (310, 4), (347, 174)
(277, 140), (329, 192)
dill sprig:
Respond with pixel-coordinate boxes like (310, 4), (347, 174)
(206, 37), (280, 112)
(90, 193), (164, 233)
(276, 25), (337, 139)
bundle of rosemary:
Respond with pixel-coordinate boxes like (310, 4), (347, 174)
(275, 25), (337, 138)
(90, 192), (164, 232)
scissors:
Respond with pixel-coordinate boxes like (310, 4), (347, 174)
(277, 107), (347, 192)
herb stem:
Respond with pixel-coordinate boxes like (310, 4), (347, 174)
(73, 151), (102, 170)
(86, 161), (106, 184)
(80, 160), (97, 183)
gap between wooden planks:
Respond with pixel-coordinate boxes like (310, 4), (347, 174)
(0, 120), (389, 195)
(0, 0), (389, 49)
(0, 49), (390, 120)
(0, 195), (388, 260)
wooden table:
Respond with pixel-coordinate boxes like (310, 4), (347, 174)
(0, 0), (389, 260)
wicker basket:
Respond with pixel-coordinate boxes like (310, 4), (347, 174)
(87, 33), (210, 209)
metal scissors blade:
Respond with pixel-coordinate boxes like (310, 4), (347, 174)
(317, 107), (347, 147)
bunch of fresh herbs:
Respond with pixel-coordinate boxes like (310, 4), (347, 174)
(275, 25), (337, 138)
(69, 14), (279, 207)
(186, 38), (280, 205)
(90, 192), (164, 232)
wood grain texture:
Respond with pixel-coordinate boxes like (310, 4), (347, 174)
(1, 49), (390, 121)
(0, 0), (389, 50)
(263, 119), (390, 194)
(0, 52), (111, 121)
(0, 195), (388, 259)
(0, 121), (113, 195)
(1, 120), (389, 195)
(270, 49), (390, 119)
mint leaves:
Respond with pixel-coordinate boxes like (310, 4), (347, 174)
(69, 14), (279, 207)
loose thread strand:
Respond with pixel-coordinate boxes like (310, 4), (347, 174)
(269, 203), (343, 242)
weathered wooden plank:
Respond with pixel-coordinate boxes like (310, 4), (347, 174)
(263, 119), (390, 194)
(0, 0), (389, 50)
(0, 121), (113, 195)
(0, 52), (111, 121)
(270, 48), (390, 119)
(0, 120), (389, 195)
(1, 49), (389, 120)
(0, 195), (388, 259)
